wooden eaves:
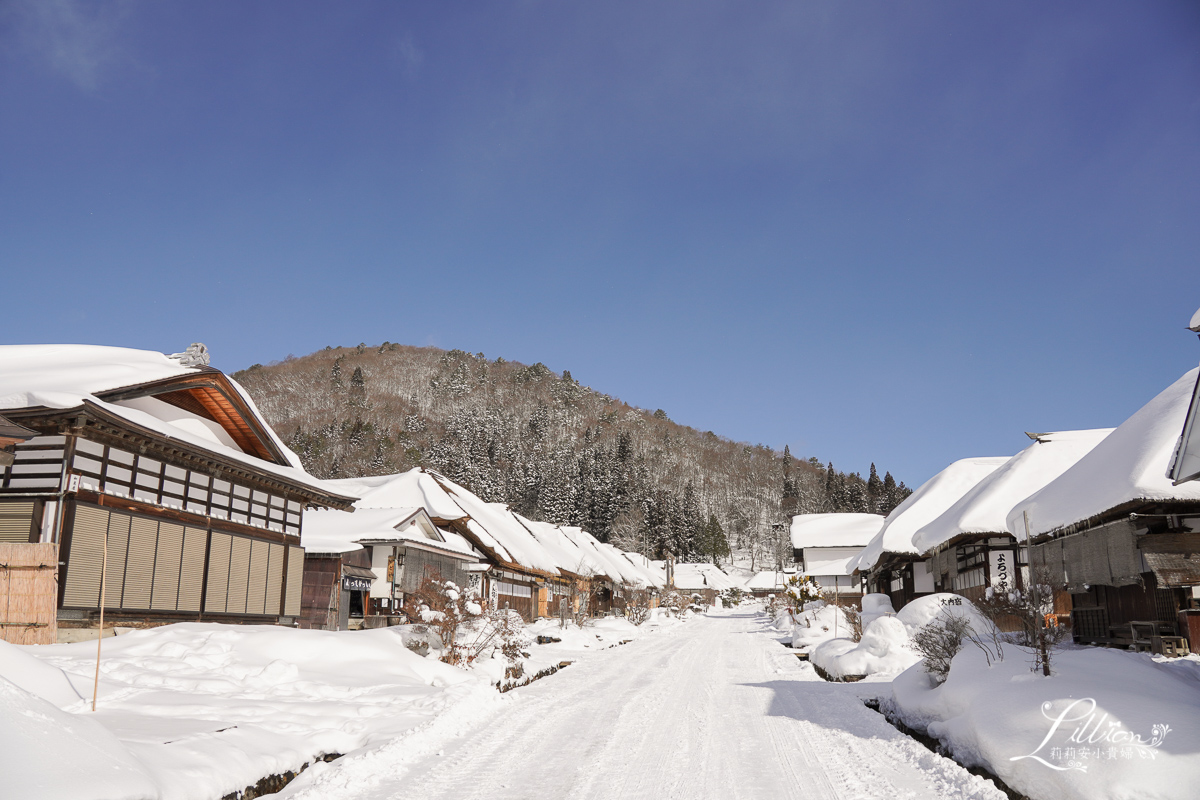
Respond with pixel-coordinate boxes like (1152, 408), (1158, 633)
(6, 403), (357, 511)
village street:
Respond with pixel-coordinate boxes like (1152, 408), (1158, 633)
(273, 610), (1004, 800)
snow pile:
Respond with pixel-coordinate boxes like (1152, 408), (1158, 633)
(790, 602), (855, 651)
(0, 676), (160, 800)
(861, 593), (898, 629)
(810, 594), (986, 680)
(10, 623), (489, 800)
(810, 616), (915, 680)
(888, 646), (1200, 800)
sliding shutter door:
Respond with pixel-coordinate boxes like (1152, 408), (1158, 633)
(62, 505), (109, 607)
(265, 542), (284, 616)
(123, 517), (157, 609)
(246, 539), (268, 615)
(205, 532), (231, 613)
(177, 526), (207, 612)
(284, 546), (304, 617)
(226, 536), (251, 614)
(104, 513), (131, 608)
(0, 502), (35, 543)
(150, 522), (183, 610)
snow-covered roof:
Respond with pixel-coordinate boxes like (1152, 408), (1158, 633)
(425, 474), (561, 575)
(0, 345), (197, 409)
(802, 554), (859, 578)
(302, 506), (479, 558)
(1007, 368), (1200, 540)
(559, 527), (640, 584)
(671, 563), (743, 591)
(597, 541), (654, 587)
(853, 456), (1010, 573)
(514, 515), (602, 579)
(912, 429), (1113, 554)
(790, 513), (884, 549)
(618, 552), (666, 589)
(746, 571), (792, 590)
(326, 470), (468, 522)
(0, 344), (344, 499)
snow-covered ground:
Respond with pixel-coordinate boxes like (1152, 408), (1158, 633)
(0, 614), (678, 800)
(268, 608), (1005, 800)
(14, 604), (1189, 800)
(888, 644), (1200, 800)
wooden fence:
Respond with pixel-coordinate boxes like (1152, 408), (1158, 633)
(0, 543), (59, 645)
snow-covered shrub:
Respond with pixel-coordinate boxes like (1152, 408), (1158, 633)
(401, 577), (478, 663)
(659, 591), (687, 617)
(783, 575), (821, 611)
(810, 615), (915, 680)
(971, 566), (1068, 676)
(718, 587), (745, 608)
(623, 589), (652, 625)
(910, 613), (972, 684)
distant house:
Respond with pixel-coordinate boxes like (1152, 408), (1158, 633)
(853, 457), (1008, 611)
(745, 570), (793, 597)
(324, 469), (563, 621)
(300, 506), (483, 630)
(0, 345), (354, 644)
(913, 429), (1111, 611)
(669, 562), (741, 605)
(1007, 369), (1200, 651)
(790, 513), (883, 599)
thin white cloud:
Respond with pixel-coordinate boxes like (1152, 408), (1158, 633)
(7, 0), (133, 91)
(394, 32), (424, 82)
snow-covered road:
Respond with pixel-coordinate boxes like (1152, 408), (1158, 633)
(277, 610), (1004, 800)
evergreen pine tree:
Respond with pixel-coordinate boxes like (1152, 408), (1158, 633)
(866, 463), (883, 513)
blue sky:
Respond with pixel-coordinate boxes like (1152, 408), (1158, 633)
(2, 1), (1198, 487)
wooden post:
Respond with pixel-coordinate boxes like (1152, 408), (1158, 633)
(836, 579), (841, 637)
(91, 523), (109, 712)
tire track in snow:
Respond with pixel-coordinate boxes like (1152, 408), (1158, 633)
(278, 612), (1007, 800)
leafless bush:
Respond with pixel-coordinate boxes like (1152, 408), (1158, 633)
(624, 589), (651, 625)
(659, 590), (687, 617)
(836, 601), (863, 643)
(973, 565), (1068, 676)
(910, 614), (974, 684)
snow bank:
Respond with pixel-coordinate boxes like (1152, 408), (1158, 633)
(0, 676), (159, 800)
(790, 603), (854, 651)
(811, 616), (917, 679)
(809, 593), (987, 680)
(889, 646), (1200, 800)
(0, 638), (83, 707)
(14, 623), (485, 800)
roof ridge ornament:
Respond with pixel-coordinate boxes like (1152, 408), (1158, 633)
(168, 343), (210, 367)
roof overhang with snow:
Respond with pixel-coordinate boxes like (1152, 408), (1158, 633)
(790, 513), (884, 549)
(912, 429), (1113, 555)
(1008, 368), (1200, 541)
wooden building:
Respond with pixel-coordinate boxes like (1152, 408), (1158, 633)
(301, 506), (483, 630)
(324, 469), (562, 622)
(0, 345), (354, 643)
(854, 457), (1008, 611)
(1008, 369), (1200, 652)
(914, 429), (1110, 616)
(791, 513), (882, 602)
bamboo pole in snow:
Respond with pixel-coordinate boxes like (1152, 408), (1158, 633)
(92, 526), (109, 712)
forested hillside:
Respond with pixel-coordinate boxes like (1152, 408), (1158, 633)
(235, 344), (911, 569)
